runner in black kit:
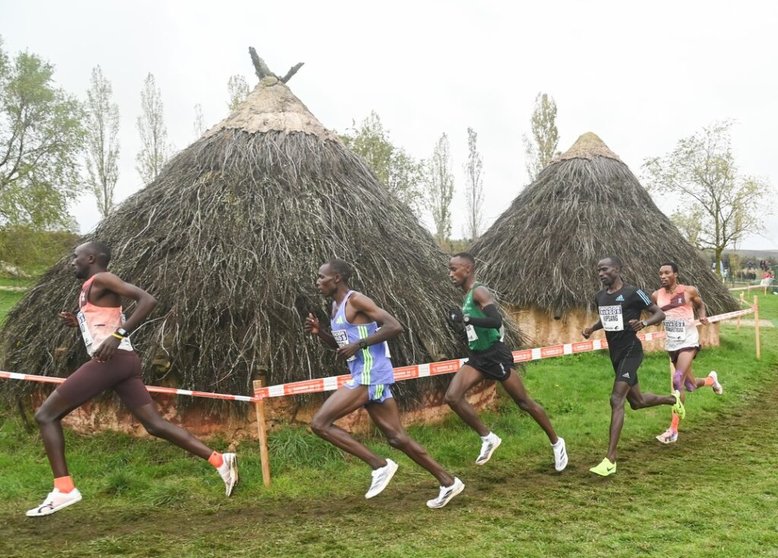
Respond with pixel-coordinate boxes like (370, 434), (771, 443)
(582, 256), (686, 476)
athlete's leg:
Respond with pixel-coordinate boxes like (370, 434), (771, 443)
(606, 380), (631, 462)
(674, 351), (705, 402)
(131, 403), (213, 460)
(33, 391), (86, 478)
(444, 365), (490, 436)
(626, 383), (676, 410)
(367, 398), (454, 486)
(500, 372), (559, 444)
(311, 386), (386, 468)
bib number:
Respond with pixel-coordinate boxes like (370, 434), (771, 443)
(664, 319), (686, 341)
(598, 305), (624, 332)
(465, 324), (478, 342)
(332, 329), (356, 361)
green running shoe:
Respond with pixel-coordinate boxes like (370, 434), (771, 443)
(672, 390), (686, 419)
(589, 457), (617, 477)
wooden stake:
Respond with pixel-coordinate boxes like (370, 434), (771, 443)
(753, 296), (761, 361)
(253, 378), (271, 487)
(737, 292), (745, 330)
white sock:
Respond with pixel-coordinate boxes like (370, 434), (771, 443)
(552, 438), (563, 447)
(481, 432), (494, 441)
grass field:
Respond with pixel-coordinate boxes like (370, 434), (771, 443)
(0, 292), (777, 557)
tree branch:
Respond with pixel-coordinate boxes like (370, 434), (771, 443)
(280, 62), (304, 83)
(248, 47), (275, 80)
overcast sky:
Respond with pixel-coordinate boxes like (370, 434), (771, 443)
(2, 0), (776, 249)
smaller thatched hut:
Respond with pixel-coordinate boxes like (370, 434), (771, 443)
(471, 132), (738, 349)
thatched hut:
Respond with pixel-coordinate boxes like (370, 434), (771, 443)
(470, 132), (738, 349)
(1, 53), (508, 435)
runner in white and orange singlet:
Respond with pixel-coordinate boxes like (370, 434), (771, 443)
(26, 241), (238, 517)
(651, 261), (723, 444)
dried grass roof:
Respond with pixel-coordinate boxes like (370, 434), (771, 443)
(470, 132), (738, 317)
(1, 74), (508, 408)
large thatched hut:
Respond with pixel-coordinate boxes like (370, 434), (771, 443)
(470, 132), (738, 349)
(1, 54), (506, 435)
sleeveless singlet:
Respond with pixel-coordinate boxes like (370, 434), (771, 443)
(462, 283), (502, 352)
(330, 290), (394, 386)
(77, 275), (133, 356)
(656, 284), (699, 351)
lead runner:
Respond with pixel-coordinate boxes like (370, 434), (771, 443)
(26, 241), (237, 517)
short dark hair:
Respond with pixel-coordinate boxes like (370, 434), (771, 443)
(84, 241), (111, 267)
(660, 261), (679, 273)
(451, 252), (476, 267)
(327, 259), (352, 283)
(602, 255), (623, 270)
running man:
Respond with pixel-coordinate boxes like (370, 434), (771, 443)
(582, 256), (685, 477)
(445, 253), (568, 472)
(26, 241), (237, 517)
(652, 261), (723, 444)
(305, 259), (464, 509)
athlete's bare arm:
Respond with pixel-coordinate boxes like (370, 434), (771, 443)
(629, 303), (664, 332)
(305, 313), (339, 349)
(687, 286), (709, 325)
(90, 272), (157, 361)
(337, 293), (403, 359)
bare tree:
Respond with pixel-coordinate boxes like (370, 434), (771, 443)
(84, 66), (119, 216)
(643, 120), (772, 277)
(227, 74), (250, 112)
(464, 127), (484, 240)
(427, 133), (455, 244)
(523, 92), (559, 181)
(135, 73), (171, 184)
(193, 103), (206, 138)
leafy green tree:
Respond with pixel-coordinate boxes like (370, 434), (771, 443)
(464, 127), (484, 240)
(523, 92), (559, 181)
(0, 39), (85, 228)
(84, 65), (119, 217)
(341, 111), (425, 216)
(427, 133), (455, 244)
(643, 120), (772, 277)
(135, 73), (171, 184)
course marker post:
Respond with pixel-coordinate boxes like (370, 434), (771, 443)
(252, 378), (271, 487)
(737, 292), (745, 330)
(753, 296), (761, 360)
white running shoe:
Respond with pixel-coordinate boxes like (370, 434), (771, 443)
(475, 433), (502, 465)
(552, 437), (568, 471)
(656, 429), (678, 444)
(426, 477), (465, 509)
(26, 488), (82, 517)
(709, 371), (723, 395)
(217, 453), (239, 496)
(365, 459), (398, 499)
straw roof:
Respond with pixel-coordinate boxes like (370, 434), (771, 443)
(1, 55), (502, 408)
(470, 132), (738, 317)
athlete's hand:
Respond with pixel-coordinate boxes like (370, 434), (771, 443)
(581, 327), (592, 339)
(304, 313), (320, 335)
(628, 319), (644, 332)
(337, 342), (360, 359)
(59, 311), (78, 328)
(92, 336), (120, 362)
(699, 316), (709, 326)
(447, 307), (464, 323)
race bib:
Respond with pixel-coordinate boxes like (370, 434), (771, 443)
(465, 324), (478, 342)
(664, 319), (686, 341)
(332, 329), (356, 362)
(598, 305), (624, 332)
(77, 310), (95, 354)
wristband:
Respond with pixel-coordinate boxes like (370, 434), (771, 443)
(111, 332), (125, 341)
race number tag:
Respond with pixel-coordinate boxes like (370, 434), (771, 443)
(332, 329), (356, 361)
(664, 319), (686, 341)
(465, 324), (478, 342)
(598, 305), (624, 332)
(77, 310), (95, 355)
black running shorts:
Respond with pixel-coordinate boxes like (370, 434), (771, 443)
(466, 341), (514, 382)
(56, 350), (153, 409)
(609, 343), (643, 387)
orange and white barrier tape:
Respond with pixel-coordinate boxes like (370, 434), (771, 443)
(0, 307), (755, 402)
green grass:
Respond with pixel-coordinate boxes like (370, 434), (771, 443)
(0, 295), (776, 557)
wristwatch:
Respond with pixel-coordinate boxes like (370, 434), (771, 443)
(116, 327), (130, 338)
(463, 315), (471, 325)
(358, 338), (368, 349)
(640, 320), (648, 328)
